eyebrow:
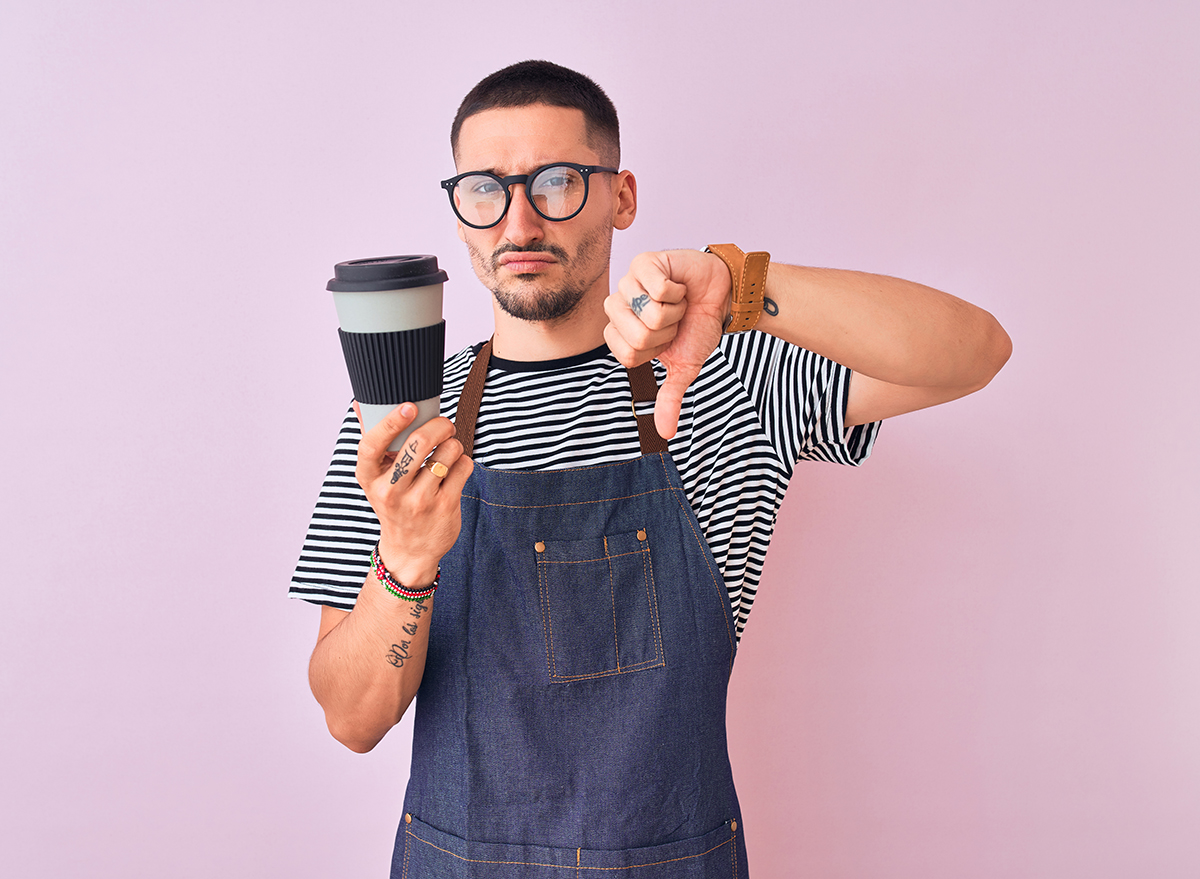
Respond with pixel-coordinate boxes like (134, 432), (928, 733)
(464, 160), (584, 178)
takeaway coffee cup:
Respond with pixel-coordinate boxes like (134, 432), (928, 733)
(328, 255), (447, 452)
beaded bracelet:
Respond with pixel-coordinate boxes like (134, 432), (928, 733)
(371, 542), (439, 602)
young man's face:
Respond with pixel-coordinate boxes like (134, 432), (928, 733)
(452, 104), (632, 324)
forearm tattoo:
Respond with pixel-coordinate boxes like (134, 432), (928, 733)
(385, 642), (410, 667)
(385, 600), (430, 668)
(630, 293), (650, 316)
(390, 439), (420, 484)
(763, 296), (779, 317)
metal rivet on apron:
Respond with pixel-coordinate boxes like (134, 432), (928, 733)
(731, 820), (738, 832)
(405, 813), (412, 824)
(637, 529), (647, 541)
(535, 541), (546, 553)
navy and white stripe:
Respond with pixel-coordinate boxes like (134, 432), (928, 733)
(289, 332), (879, 640)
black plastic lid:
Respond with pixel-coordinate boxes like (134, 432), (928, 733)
(327, 255), (449, 292)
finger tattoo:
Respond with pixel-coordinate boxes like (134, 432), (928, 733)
(390, 449), (416, 484)
(631, 293), (650, 316)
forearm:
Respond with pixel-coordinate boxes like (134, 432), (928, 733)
(308, 405), (468, 752)
(606, 248), (1010, 436)
(755, 263), (1011, 393)
(308, 572), (435, 753)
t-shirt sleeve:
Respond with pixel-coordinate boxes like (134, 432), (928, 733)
(718, 330), (880, 470)
(288, 404), (379, 610)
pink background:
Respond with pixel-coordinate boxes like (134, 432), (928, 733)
(3, 1), (1198, 876)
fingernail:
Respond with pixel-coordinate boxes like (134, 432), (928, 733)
(400, 403), (416, 418)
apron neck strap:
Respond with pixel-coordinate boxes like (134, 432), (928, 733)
(455, 338), (492, 459)
(627, 358), (669, 455)
(453, 338), (668, 459)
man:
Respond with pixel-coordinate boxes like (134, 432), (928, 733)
(291, 60), (1010, 877)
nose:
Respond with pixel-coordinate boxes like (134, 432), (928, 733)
(500, 183), (544, 247)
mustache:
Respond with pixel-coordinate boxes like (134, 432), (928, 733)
(491, 242), (569, 264)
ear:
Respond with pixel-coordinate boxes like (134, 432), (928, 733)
(456, 219), (466, 242)
(612, 170), (637, 230)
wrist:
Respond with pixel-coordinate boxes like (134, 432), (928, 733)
(375, 542), (440, 592)
(718, 258), (735, 331)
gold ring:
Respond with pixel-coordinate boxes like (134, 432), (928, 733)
(429, 461), (449, 479)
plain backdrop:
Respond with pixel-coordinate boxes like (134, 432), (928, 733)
(2, 1), (1198, 877)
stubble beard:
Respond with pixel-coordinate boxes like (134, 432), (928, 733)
(468, 228), (612, 324)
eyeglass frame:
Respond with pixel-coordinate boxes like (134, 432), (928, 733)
(440, 162), (620, 229)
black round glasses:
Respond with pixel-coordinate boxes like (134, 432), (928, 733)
(440, 162), (619, 229)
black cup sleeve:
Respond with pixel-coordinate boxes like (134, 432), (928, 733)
(338, 321), (444, 405)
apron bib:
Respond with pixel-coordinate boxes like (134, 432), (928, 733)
(393, 342), (749, 878)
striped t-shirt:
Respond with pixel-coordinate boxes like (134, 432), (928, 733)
(289, 331), (879, 640)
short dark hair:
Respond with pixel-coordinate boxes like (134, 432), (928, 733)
(451, 60), (620, 166)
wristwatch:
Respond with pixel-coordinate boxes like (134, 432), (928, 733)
(704, 244), (771, 333)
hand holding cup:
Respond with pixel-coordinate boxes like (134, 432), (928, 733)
(354, 402), (472, 587)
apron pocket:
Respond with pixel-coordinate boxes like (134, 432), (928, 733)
(399, 814), (741, 878)
(535, 528), (665, 682)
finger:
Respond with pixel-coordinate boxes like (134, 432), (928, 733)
(652, 366), (700, 441)
(410, 449), (473, 512)
(382, 416), (458, 487)
(628, 291), (687, 332)
(352, 400), (363, 428)
(604, 295), (679, 356)
(625, 252), (690, 306)
(405, 415), (458, 458)
(358, 402), (417, 466)
(418, 437), (464, 484)
(653, 388), (682, 440)
(439, 453), (474, 495)
(604, 321), (672, 368)
(618, 267), (688, 310)
(617, 271), (688, 329)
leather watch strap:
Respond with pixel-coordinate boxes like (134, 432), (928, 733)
(705, 243), (771, 333)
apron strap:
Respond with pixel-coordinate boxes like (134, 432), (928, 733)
(626, 361), (669, 455)
(455, 338), (492, 459)
(452, 339), (668, 458)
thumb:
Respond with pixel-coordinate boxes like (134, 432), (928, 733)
(653, 367), (694, 440)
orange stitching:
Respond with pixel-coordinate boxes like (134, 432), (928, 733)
(548, 657), (665, 682)
(537, 549), (658, 681)
(536, 535), (661, 682)
(540, 549), (648, 564)
(642, 540), (665, 668)
(537, 555), (557, 678)
(405, 829), (733, 871)
(461, 488), (674, 509)
(606, 537), (621, 671)
(659, 457), (736, 665)
(466, 456), (661, 476)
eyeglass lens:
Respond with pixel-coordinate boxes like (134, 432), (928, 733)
(453, 165), (589, 228)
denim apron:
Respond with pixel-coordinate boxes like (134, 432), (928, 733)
(393, 342), (749, 878)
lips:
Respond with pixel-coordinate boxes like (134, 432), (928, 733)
(497, 252), (557, 272)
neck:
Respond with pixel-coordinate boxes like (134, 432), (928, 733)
(488, 281), (610, 361)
